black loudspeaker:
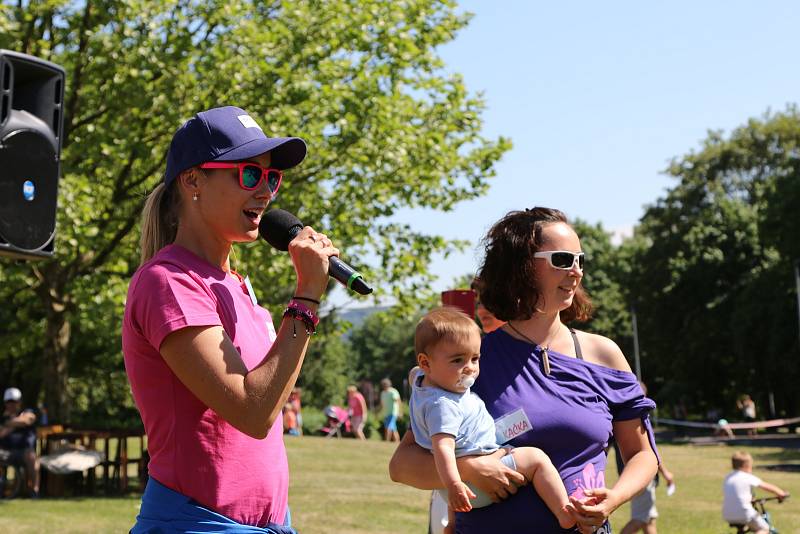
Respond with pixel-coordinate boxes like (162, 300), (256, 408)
(0, 50), (65, 260)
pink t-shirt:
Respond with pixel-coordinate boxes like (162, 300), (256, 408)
(348, 392), (365, 417)
(122, 244), (286, 527)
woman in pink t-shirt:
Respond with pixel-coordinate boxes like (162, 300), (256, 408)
(347, 385), (368, 440)
(123, 106), (339, 533)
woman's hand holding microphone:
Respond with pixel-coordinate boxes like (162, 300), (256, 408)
(288, 226), (339, 303)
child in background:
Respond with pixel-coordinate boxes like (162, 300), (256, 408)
(379, 378), (401, 442)
(283, 403), (300, 436)
(408, 307), (574, 529)
(288, 387), (303, 436)
(347, 385), (368, 440)
(737, 394), (757, 437)
(722, 451), (788, 534)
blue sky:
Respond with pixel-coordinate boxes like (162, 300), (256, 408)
(334, 1), (800, 308)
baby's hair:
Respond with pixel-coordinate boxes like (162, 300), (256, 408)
(415, 306), (480, 355)
(731, 451), (753, 469)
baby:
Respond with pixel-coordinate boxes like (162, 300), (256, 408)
(409, 307), (574, 528)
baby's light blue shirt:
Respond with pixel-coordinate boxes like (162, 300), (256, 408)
(409, 368), (499, 457)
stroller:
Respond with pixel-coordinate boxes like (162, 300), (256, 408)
(319, 406), (351, 438)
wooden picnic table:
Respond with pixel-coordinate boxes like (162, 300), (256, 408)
(38, 427), (146, 496)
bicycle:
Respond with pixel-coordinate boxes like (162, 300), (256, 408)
(728, 494), (790, 534)
(0, 448), (26, 499)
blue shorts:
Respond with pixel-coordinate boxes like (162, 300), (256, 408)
(383, 414), (398, 432)
(131, 477), (296, 533)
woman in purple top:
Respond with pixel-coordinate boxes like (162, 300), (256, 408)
(390, 207), (659, 533)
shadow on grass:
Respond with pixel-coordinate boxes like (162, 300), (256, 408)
(762, 464), (800, 472)
(31, 494), (142, 502)
(752, 448), (800, 462)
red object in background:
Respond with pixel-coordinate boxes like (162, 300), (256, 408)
(441, 289), (476, 318)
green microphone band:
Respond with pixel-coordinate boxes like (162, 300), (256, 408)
(346, 272), (362, 290)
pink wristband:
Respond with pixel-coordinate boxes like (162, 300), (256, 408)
(283, 300), (320, 337)
(287, 300), (320, 327)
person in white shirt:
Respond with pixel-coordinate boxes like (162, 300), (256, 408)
(722, 451), (787, 534)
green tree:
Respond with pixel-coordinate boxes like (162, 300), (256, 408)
(571, 220), (631, 351)
(629, 108), (800, 415)
(347, 307), (424, 391)
(294, 320), (352, 409)
(0, 0), (510, 422)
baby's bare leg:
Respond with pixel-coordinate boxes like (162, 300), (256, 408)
(510, 447), (574, 529)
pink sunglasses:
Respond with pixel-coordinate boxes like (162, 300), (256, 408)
(199, 162), (283, 194)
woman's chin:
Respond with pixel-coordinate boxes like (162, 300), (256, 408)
(234, 229), (260, 243)
(555, 295), (574, 311)
(558, 290), (575, 305)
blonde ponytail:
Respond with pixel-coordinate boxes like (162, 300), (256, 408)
(140, 182), (180, 265)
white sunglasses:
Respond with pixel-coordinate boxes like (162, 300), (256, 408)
(533, 250), (585, 270)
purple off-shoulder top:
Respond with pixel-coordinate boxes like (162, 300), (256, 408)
(456, 329), (659, 533)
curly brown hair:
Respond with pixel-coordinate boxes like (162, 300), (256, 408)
(476, 207), (592, 323)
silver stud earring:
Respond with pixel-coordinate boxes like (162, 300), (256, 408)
(193, 192), (199, 201)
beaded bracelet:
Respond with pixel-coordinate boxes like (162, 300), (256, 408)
(283, 300), (320, 337)
(288, 299), (320, 326)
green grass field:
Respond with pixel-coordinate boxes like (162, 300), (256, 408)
(0, 438), (797, 533)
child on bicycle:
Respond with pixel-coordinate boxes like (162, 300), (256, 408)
(408, 307), (575, 530)
(722, 451), (788, 534)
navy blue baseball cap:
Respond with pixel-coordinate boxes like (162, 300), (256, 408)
(164, 106), (307, 187)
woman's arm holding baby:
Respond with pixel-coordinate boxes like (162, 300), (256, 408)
(390, 430), (524, 500)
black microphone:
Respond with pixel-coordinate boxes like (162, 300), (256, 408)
(259, 209), (373, 295)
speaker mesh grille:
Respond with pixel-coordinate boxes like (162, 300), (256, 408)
(0, 129), (58, 251)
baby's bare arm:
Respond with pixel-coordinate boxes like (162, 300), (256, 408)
(431, 434), (465, 489)
(432, 434), (476, 512)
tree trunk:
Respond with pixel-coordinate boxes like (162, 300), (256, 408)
(42, 313), (70, 423)
(39, 274), (71, 424)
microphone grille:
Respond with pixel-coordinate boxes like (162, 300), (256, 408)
(259, 209), (303, 251)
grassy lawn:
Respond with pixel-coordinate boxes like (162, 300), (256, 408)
(606, 443), (800, 534)
(0, 438), (798, 533)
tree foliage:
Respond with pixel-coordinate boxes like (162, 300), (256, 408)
(294, 319), (352, 410)
(347, 307), (423, 392)
(629, 108), (800, 416)
(3, 2), (798, 424)
(341, 108), (800, 421)
(0, 0), (510, 422)
(570, 220), (631, 351)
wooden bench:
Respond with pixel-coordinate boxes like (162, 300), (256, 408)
(92, 429), (147, 493)
(38, 428), (147, 496)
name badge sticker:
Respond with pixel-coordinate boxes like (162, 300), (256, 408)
(266, 319), (277, 341)
(237, 114), (263, 130)
(243, 276), (258, 306)
(494, 408), (533, 444)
